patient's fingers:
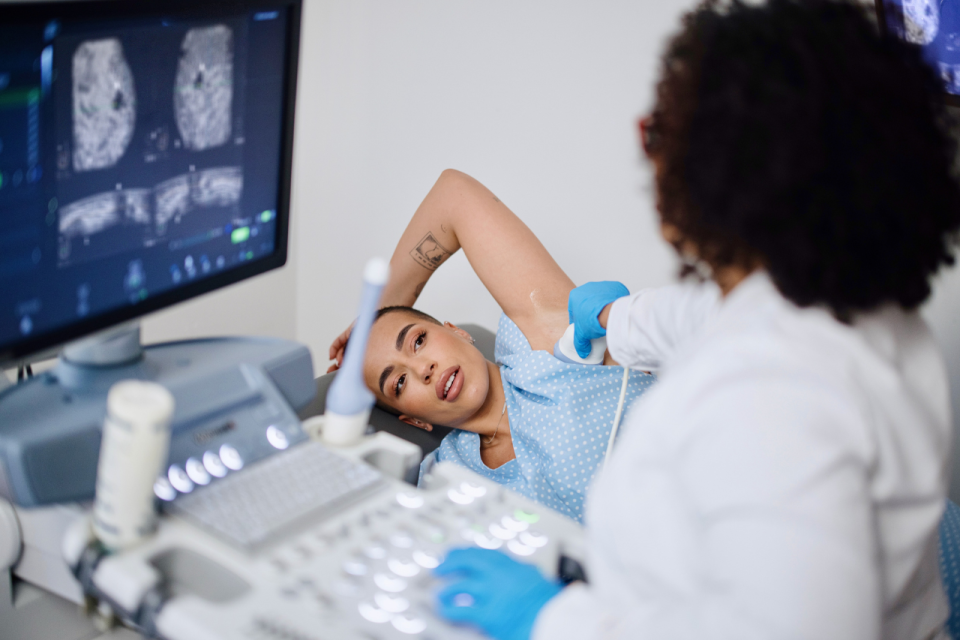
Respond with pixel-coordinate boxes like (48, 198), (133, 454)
(326, 361), (340, 373)
(328, 323), (355, 361)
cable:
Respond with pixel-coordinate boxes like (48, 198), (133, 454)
(604, 366), (630, 467)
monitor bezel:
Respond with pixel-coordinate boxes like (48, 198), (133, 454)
(0, 0), (302, 366)
(874, 0), (960, 107)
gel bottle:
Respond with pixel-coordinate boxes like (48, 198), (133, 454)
(92, 380), (174, 551)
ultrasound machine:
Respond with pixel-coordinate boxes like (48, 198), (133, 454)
(0, 2), (585, 639)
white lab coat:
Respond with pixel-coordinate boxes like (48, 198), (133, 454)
(533, 271), (952, 640)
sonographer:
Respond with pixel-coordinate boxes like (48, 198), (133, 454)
(432, 1), (960, 639)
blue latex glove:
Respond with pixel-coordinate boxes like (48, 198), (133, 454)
(568, 281), (629, 358)
(434, 548), (563, 640)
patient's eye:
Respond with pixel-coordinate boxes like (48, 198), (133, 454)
(413, 330), (426, 352)
(394, 373), (406, 397)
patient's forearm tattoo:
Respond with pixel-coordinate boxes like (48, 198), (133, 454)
(410, 232), (452, 271)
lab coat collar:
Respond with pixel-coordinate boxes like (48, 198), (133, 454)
(714, 269), (778, 319)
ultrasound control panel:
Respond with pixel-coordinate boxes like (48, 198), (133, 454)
(75, 443), (585, 640)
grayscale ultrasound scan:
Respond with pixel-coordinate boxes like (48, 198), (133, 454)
(175, 25), (234, 151)
(72, 38), (136, 172)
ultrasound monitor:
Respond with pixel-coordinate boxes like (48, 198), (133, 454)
(0, 0), (315, 508)
(876, 0), (960, 103)
(0, 0), (300, 365)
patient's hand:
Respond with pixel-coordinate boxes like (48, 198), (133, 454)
(327, 322), (354, 373)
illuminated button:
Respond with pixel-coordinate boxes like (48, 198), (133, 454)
(447, 488), (474, 505)
(489, 523), (516, 540)
(342, 558), (368, 576)
(358, 602), (392, 624)
(185, 457), (211, 485)
(459, 482), (487, 498)
(266, 425), (289, 450)
(391, 614), (427, 635)
(473, 533), (503, 550)
(153, 476), (176, 501)
(501, 516), (529, 532)
(168, 465), (194, 493)
(519, 531), (549, 548)
(412, 550), (441, 569)
(364, 544), (387, 560)
(389, 531), (414, 549)
(396, 492), (424, 509)
(422, 524), (446, 544)
(375, 592), (410, 613)
(513, 508), (540, 524)
(507, 539), (535, 557)
(373, 572), (408, 593)
(219, 444), (243, 470)
(388, 558), (421, 578)
(203, 450), (228, 478)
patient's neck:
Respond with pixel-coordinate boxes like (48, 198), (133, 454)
(462, 360), (508, 440)
(476, 361), (515, 468)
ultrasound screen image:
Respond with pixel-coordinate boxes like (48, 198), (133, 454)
(52, 16), (252, 267)
(0, 7), (290, 351)
(882, 0), (960, 95)
(155, 166), (243, 228)
(72, 38), (136, 172)
(59, 188), (151, 239)
(175, 25), (234, 151)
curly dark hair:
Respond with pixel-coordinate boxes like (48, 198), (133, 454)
(650, 0), (960, 318)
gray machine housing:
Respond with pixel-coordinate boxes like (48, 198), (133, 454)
(0, 337), (315, 507)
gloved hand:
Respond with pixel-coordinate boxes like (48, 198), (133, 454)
(434, 548), (563, 640)
(568, 281), (629, 358)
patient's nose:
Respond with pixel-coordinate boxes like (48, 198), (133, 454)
(420, 362), (435, 382)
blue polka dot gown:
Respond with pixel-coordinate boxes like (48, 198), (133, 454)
(419, 314), (655, 523)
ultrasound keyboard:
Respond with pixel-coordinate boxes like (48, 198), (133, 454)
(76, 439), (585, 640)
(166, 441), (385, 550)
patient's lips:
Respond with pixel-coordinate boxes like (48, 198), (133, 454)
(437, 365), (463, 401)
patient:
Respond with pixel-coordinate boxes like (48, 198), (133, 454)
(328, 169), (654, 522)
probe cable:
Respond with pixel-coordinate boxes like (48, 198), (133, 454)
(604, 366), (630, 467)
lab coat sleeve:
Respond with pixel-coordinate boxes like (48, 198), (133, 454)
(605, 281), (721, 372)
(531, 369), (882, 640)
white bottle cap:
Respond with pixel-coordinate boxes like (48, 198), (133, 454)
(107, 380), (175, 426)
(364, 257), (390, 286)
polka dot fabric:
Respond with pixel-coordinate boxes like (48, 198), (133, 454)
(420, 314), (655, 523)
(940, 499), (960, 639)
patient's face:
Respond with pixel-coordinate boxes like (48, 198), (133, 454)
(363, 312), (490, 429)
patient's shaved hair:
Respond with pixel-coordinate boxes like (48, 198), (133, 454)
(375, 306), (442, 326)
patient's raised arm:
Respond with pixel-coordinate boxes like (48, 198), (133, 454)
(329, 170), (574, 368)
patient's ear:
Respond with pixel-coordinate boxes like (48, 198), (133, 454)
(443, 321), (475, 345)
(399, 414), (434, 432)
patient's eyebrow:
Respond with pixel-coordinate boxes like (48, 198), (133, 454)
(379, 365), (394, 395)
(396, 323), (415, 351)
